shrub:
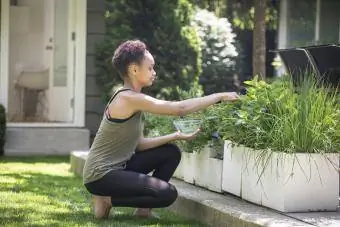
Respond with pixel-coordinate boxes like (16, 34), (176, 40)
(95, 0), (202, 102)
(191, 8), (239, 94)
(217, 74), (340, 154)
(0, 104), (6, 156)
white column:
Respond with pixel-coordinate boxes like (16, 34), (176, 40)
(276, 0), (288, 77)
(0, 0), (10, 108)
(315, 0), (321, 44)
(74, 0), (87, 127)
(278, 0), (288, 49)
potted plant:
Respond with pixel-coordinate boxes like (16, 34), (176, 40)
(218, 75), (340, 212)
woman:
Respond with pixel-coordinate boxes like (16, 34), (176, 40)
(83, 39), (239, 219)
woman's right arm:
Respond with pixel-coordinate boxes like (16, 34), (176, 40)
(124, 92), (239, 116)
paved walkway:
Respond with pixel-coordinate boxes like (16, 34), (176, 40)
(70, 151), (340, 227)
(169, 178), (340, 227)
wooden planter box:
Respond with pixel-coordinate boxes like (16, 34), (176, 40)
(222, 140), (339, 212)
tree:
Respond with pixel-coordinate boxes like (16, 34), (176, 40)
(252, 0), (267, 79)
(191, 9), (239, 94)
(95, 0), (202, 102)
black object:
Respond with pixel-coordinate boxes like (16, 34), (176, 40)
(238, 87), (248, 95)
(272, 44), (340, 88)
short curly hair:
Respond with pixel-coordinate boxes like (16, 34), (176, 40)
(112, 40), (147, 80)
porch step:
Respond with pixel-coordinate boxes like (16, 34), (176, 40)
(5, 127), (90, 156)
(70, 151), (340, 227)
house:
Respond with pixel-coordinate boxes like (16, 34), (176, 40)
(278, 0), (340, 49)
(276, 0), (340, 80)
(0, 0), (106, 155)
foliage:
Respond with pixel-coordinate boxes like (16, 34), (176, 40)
(143, 85), (222, 156)
(0, 156), (204, 226)
(0, 104), (6, 156)
(191, 9), (239, 94)
(226, 0), (279, 31)
(144, 73), (339, 160)
(189, 0), (227, 17)
(216, 74), (340, 154)
(95, 0), (202, 102)
(144, 110), (223, 157)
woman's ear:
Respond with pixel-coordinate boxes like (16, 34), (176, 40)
(129, 63), (139, 76)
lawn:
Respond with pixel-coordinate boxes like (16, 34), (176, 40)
(0, 156), (205, 227)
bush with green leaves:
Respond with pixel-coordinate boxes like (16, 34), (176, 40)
(191, 8), (239, 94)
(144, 74), (339, 161)
(216, 74), (340, 154)
(95, 0), (202, 102)
(0, 104), (6, 156)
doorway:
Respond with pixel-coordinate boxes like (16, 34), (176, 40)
(4, 0), (75, 123)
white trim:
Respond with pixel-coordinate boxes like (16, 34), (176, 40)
(278, 0), (288, 49)
(315, 0), (321, 44)
(0, 0), (10, 108)
(68, 0), (76, 123)
(74, 0), (87, 127)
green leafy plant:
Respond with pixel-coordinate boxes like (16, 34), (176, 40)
(0, 104), (6, 156)
(217, 74), (340, 154)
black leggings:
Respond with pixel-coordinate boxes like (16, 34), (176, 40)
(84, 143), (182, 208)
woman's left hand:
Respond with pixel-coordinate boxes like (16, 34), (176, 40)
(174, 128), (201, 141)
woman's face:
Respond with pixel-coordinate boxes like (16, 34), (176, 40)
(133, 51), (157, 87)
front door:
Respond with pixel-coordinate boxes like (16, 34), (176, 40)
(46, 0), (75, 122)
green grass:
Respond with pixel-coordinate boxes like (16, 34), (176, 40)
(0, 156), (205, 227)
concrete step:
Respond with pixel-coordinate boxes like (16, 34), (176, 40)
(70, 151), (340, 227)
(5, 127), (90, 155)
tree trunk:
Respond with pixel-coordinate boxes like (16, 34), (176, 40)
(253, 0), (266, 79)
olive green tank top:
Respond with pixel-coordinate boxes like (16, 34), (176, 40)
(83, 88), (143, 184)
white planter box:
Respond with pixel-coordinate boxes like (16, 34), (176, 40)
(193, 147), (210, 188)
(173, 154), (184, 180)
(222, 140), (243, 196)
(207, 157), (223, 192)
(194, 146), (223, 192)
(240, 147), (263, 205)
(173, 145), (223, 193)
(181, 152), (196, 184)
(222, 140), (340, 212)
(260, 152), (339, 212)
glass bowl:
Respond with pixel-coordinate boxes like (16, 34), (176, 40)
(173, 119), (202, 134)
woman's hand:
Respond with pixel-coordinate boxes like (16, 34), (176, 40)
(218, 92), (240, 102)
(174, 128), (201, 141)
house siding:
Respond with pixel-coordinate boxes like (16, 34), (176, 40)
(86, 0), (106, 140)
